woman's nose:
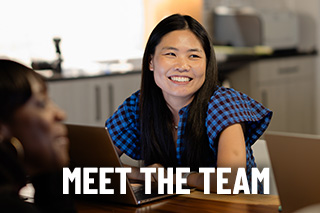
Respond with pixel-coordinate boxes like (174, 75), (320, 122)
(53, 102), (66, 121)
(174, 57), (190, 71)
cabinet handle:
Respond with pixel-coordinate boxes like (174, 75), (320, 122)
(278, 66), (299, 75)
(95, 85), (101, 121)
(108, 84), (114, 117)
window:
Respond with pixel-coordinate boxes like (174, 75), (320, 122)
(0, 0), (144, 71)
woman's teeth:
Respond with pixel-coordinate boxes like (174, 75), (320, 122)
(170, 76), (191, 82)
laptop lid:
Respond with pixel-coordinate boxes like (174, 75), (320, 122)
(66, 123), (175, 205)
(265, 132), (320, 213)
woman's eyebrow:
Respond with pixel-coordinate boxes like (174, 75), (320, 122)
(161, 46), (178, 51)
(188, 48), (203, 52)
(161, 47), (203, 52)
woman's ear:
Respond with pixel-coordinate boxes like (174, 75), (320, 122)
(149, 56), (154, 71)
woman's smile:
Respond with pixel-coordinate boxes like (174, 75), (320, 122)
(169, 75), (193, 83)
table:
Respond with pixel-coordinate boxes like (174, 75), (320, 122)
(76, 191), (280, 212)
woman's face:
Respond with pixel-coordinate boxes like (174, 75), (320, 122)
(9, 78), (69, 175)
(149, 29), (206, 106)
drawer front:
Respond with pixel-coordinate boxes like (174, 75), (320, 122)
(252, 56), (315, 84)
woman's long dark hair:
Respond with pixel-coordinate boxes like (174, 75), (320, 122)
(0, 59), (46, 123)
(140, 14), (218, 170)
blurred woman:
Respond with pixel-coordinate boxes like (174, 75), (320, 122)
(0, 59), (75, 212)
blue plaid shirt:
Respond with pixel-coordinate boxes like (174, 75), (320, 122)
(106, 87), (272, 193)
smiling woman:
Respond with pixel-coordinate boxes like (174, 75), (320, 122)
(106, 14), (272, 194)
(0, 59), (76, 212)
(149, 30), (206, 106)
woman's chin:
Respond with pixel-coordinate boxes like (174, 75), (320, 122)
(53, 137), (70, 168)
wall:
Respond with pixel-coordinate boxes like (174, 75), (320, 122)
(143, 0), (203, 44)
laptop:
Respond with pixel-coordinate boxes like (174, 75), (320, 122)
(265, 132), (320, 213)
(66, 124), (177, 205)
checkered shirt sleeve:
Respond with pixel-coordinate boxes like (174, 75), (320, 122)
(105, 91), (141, 159)
(206, 87), (272, 194)
(207, 87), (272, 146)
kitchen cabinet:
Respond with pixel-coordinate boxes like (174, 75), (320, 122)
(225, 55), (316, 134)
(48, 72), (141, 127)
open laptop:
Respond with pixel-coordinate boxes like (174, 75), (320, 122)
(265, 132), (320, 213)
(66, 124), (177, 205)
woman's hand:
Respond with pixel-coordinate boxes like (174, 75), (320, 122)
(146, 163), (177, 184)
(124, 163), (177, 184)
(123, 164), (145, 181)
(124, 163), (168, 182)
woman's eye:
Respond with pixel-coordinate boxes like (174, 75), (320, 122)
(164, 52), (176, 56)
(36, 101), (45, 108)
(35, 99), (48, 108)
(190, 54), (200, 59)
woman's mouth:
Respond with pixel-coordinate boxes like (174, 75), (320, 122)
(169, 76), (192, 82)
(55, 136), (69, 146)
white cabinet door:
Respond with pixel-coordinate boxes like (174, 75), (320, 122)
(107, 73), (141, 115)
(48, 79), (98, 126)
(256, 84), (287, 132)
(250, 56), (316, 134)
(89, 73), (141, 126)
(224, 55), (316, 134)
(47, 72), (141, 127)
